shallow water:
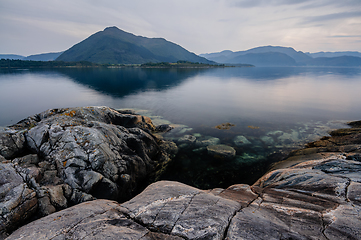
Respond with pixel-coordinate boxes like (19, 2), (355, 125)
(1, 67), (361, 188)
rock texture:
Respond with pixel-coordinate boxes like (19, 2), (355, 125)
(2, 113), (361, 239)
(0, 163), (37, 239)
(8, 159), (361, 240)
(0, 106), (175, 238)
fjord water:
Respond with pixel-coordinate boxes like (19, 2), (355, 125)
(1, 67), (361, 188)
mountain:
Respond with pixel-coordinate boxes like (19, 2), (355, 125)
(306, 51), (361, 58)
(200, 46), (311, 65)
(201, 46), (361, 67)
(227, 52), (297, 66)
(56, 27), (213, 64)
(0, 52), (63, 61)
(0, 54), (25, 60)
(24, 52), (63, 61)
(303, 56), (361, 67)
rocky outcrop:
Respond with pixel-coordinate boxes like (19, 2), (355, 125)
(2, 112), (361, 239)
(271, 120), (361, 170)
(0, 106), (175, 237)
(8, 157), (361, 239)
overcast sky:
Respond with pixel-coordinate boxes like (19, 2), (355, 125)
(1, 0), (361, 56)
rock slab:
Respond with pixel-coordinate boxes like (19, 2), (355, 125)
(8, 152), (361, 239)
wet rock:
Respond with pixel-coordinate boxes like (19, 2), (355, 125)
(207, 144), (236, 159)
(260, 136), (274, 145)
(215, 123), (235, 130)
(159, 140), (178, 158)
(233, 135), (251, 146)
(195, 136), (220, 147)
(235, 153), (264, 165)
(156, 124), (174, 133)
(177, 134), (196, 144)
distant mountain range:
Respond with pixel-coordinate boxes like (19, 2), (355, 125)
(56, 27), (212, 64)
(306, 51), (361, 58)
(0, 52), (63, 61)
(1, 27), (361, 67)
(200, 46), (361, 67)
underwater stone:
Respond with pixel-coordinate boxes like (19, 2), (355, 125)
(178, 135), (196, 144)
(207, 144), (236, 159)
(260, 136), (274, 145)
(235, 153), (264, 165)
(233, 135), (251, 146)
(195, 136), (220, 147)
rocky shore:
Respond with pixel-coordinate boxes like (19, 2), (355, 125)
(1, 107), (360, 239)
(0, 107), (176, 238)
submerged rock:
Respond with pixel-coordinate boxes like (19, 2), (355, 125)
(178, 134), (196, 144)
(215, 122), (235, 130)
(195, 136), (220, 147)
(207, 144), (236, 159)
(233, 135), (251, 146)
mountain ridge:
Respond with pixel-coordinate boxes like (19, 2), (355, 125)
(200, 46), (361, 67)
(56, 26), (213, 64)
(0, 52), (63, 61)
(306, 51), (361, 58)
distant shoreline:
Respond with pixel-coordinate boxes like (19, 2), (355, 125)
(0, 59), (255, 69)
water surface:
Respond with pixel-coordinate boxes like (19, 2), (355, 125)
(1, 67), (361, 188)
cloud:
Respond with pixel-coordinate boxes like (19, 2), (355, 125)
(231, 0), (361, 9)
(0, 0), (361, 55)
(302, 11), (361, 24)
(230, 0), (312, 8)
(330, 35), (361, 38)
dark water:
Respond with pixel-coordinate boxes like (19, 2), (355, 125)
(1, 67), (361, 188)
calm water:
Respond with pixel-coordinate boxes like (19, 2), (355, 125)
(1, 67), (361, 188)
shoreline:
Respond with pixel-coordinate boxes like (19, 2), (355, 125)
(2, 108), (360, 238)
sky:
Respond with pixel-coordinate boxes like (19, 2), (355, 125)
(1, 0), (361, 56)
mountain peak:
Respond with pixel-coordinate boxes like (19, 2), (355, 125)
(56, 27), (212, 64)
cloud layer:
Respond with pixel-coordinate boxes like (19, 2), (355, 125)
(1, 0), (360, 55)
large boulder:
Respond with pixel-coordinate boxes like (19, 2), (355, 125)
(0, 106), (175, 237)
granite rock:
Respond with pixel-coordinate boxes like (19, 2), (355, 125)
(0, 107), (175, 236)
(7, 154), (361, 239)
(0, 163), (37, 238)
